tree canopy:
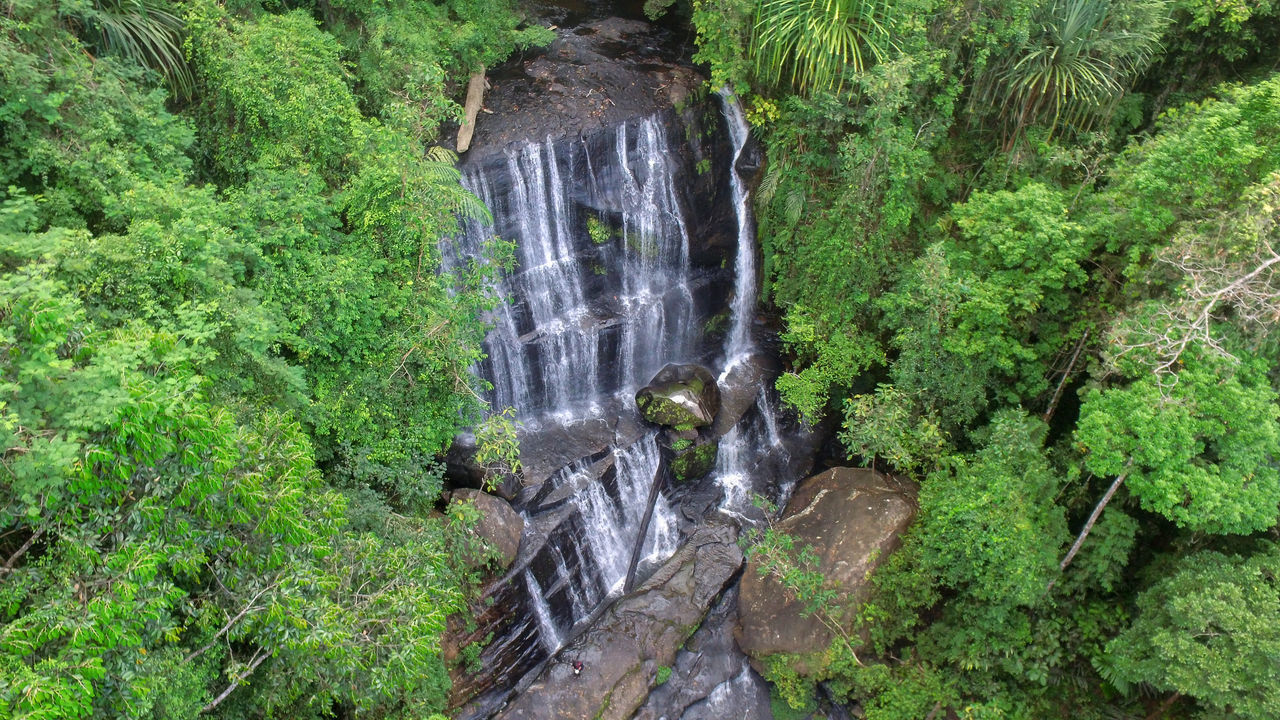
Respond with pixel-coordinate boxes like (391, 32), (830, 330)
(688, 0), (1280, 715)
(1, 0), (535, 715)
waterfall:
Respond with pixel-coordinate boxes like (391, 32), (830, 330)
(445, 114), (701, 681)
(710, 92), (792, 517)
(717, 90), (757, 367)
(443, 99), (811, 716)
(451, 115), (702, 420)
(579, 433), (677, 594)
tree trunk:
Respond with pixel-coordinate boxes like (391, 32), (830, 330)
(456, 69), (487, 153)
(1047, 469), (1128, 594)
(623, 462), (666, 593)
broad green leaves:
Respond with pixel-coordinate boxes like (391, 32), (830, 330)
(867, 412), (1068, 678)
(2, 0), (527, 715)
(1077, 349), (1280, 534)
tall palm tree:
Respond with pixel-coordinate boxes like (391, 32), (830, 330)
(63, 0), (193, 98)
(750, 0), (895, 95)
(974, 0), (1169, 143)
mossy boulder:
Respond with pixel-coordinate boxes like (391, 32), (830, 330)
(671, 439), (719, 482)
(635, 363), (720, 428)
(450, 489), (524, 570)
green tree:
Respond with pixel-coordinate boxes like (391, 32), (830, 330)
(1104, 544), (1280, 719)
(1094, 72), (1280, 270)
(873, 182), (1090, 435)
(972, 0), (1169, 142)
(1, 0), (530, 713)
(1060, 346), (1280, 579)
(1167, 0), (1280, 63)
(1108, 172), (1280, 377)
(867, 411), (1069, 676)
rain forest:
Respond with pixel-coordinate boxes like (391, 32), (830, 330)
(1, 0), (1278, 719)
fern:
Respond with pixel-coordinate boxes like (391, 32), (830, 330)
(757, 159), (785, 206)
(423, 146), (493, 224)
(782, 186), (806, 227)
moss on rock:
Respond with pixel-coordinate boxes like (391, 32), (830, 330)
(671, 439), (718, 482)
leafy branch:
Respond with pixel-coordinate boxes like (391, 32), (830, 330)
(744, 524), (864, 667)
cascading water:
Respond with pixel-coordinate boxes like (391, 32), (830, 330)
(442, 112), (715, 710)
(718, 89), (758, 367)
(712, 92), (792, 518)
(443, 90), (812, 717)
(450, 116), (702, 420)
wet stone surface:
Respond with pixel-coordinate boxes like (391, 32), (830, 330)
(453, 16), (703, 158)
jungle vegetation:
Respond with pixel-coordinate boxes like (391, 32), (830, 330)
(680, 0), (1280, 716)
(0, 0), (544, 716)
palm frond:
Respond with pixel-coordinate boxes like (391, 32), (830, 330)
(751, 0), (895, 95)
(975, 0), (1169, 142)
(426, 146), (460, 165)
(66, 0), (194, 98)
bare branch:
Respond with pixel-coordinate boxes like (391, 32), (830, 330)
(0, 528), (44, 581)
(184, 584), (275, 664)
(1043, 329), (1090, 424)
(1047, 466), (1130, 596)
(202, 646), (271, 714)
(1108, 174), (1280, 379)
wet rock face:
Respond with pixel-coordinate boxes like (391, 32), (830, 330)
(493, 523), (744, 720)
(636, 363), (721, 428)
(459, 16), (702, 157)
(452, 489), (525, 570)
(737, 467), (918, 673)
(632, 584), (774, 720)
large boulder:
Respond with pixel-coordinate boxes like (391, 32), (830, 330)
(452, 489), (525, 570)
(737, 467), (917, 673)
(636, 363), (720, 429)
(711, 352), (775, 438)
(494, 523), (743, 720)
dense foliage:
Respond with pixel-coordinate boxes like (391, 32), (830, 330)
(6, 0), (1280, 716)
(688, 0), (1280, 716)
(0, 0), (542, 716)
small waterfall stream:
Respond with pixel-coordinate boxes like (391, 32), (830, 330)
(719, 89), (757, 366)
(443, 92), (810, 716)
